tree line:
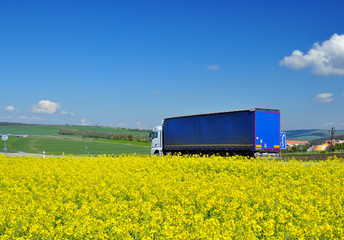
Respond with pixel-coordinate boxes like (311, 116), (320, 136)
(58, 128), (150, 142)
(327, 142), (344, 152)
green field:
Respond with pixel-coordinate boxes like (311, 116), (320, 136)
(0, 124), (151, 155)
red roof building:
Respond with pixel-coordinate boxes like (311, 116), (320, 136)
(286, 140), (310, 147)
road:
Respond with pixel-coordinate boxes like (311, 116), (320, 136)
(1, 152), (46, 158)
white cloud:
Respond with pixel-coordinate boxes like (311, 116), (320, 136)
(313, 93), (334, 103)
(135, 121), (142, 129)
(323, 121), (344, 128)
(5, 106), (15, 112)
(324, 122), (335, 127)
(81, 118), (90, 126)
(32, 100), (60, 114)
(17, 116), (43, 120)
(60, 110), (74, 116)
(280, 33), (344, 75)
(207, 64), (220, 70)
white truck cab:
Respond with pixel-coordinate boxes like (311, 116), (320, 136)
(149, 125), (162, 155)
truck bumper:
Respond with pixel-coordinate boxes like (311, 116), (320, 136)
(254, 152), (281, 160)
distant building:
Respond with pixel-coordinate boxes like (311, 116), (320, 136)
(325, 139), (344, 145)
(286, 140), (310, 147)
(315, 143), (329, 151)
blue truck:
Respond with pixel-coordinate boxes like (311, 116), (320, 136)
(150, 108), (281, 157)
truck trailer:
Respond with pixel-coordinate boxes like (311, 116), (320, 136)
(150, 108), (281, 157)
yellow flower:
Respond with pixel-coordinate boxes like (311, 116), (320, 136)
(0, 154), (343, 238)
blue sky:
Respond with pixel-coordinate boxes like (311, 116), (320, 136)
(1, 0), (344, 130)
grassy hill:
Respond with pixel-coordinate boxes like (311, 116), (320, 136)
(0, 123), (151, 155)
(0, 122), (150, 137)
(284, 129), (344, 142)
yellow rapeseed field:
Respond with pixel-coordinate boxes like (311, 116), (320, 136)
(0, 154), (343, 239)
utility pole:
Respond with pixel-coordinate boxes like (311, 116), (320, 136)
(329, 127), (336, 145)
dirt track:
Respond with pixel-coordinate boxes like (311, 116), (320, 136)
(282, 154), (344, 161)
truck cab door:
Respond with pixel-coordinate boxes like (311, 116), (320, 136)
(151, 131), (161, 148)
